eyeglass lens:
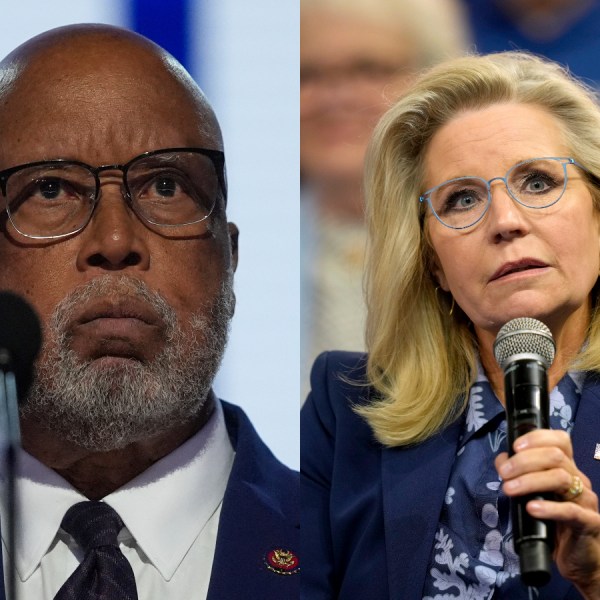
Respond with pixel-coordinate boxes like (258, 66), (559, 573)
(5, 150), (219, 238)
(427, 158), (568, 229)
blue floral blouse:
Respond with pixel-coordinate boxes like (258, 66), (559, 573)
(422, 365), (585, 599)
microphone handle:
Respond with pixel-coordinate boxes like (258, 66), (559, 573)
(504, 358), (554, 587)
(0, 352), (20, 600)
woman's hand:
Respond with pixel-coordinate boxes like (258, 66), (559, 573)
(495, 429), (600, 598)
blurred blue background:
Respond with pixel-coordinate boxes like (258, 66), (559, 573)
(0, 0), (299, 469)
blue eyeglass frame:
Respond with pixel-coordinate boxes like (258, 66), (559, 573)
(418, 156), (593, 230)
(0, 147), (227, 240)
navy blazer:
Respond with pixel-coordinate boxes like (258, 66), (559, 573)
(0, 400), (299, 600)
(301, 351), (600, 599)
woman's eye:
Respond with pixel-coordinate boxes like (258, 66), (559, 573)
(443, 189), (481, 212)
(519, 169), (560, 194)
(524, 176), (553, 193)
(456, 193), (476, 208)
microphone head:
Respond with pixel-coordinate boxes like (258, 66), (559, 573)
(493, 317), (555, 370)
(0, 291), (42, 397)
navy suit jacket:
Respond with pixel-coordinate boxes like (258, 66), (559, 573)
(301, 351), (600, 599)
(0, 400), (299, 600)
(208, 401), (299, 599)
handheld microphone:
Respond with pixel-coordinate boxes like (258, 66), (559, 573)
(493, 317), (555, 588)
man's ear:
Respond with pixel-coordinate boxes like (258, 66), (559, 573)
(228, 222), (239, 272)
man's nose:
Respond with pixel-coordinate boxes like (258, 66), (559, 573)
(75, 183), (150, 271)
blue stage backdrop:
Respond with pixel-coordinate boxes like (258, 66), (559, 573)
(130, 0), (191, 72)
(0, 0), (299, 469)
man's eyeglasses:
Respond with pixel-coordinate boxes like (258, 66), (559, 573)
(419, 157), (593, 230)
(0, 147), (226, 239)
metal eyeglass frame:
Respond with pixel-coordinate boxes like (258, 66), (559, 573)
(418, 156), (592, 230)
(0, 147), (226, 240)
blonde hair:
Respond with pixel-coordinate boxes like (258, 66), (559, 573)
(357, 51), (600, 447)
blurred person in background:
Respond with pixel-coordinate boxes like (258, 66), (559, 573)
(462, 0), (600, 86)
(300, 0), (471, 400)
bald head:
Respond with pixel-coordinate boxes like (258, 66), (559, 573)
(0, 24), (222, 168)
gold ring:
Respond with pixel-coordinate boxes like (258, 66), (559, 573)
(563, 474), (584, 501)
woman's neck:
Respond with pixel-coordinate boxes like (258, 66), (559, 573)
(477, 302), (592, 405)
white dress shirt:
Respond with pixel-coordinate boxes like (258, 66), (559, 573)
(0, 398), (235, 600)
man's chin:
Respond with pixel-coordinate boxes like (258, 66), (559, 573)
(86, 355), (145, 369)
(75, 355), (147, 385)
(22, 274), (233, 453)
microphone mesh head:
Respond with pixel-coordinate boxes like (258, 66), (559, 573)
(493, 317), (555, 369)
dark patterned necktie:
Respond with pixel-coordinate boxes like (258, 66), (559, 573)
(54, 501), (138, 600)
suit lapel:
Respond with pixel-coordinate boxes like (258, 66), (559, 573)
(206, 402), (299, 600)
(381, 417), (463, 600)
(571, 374), (600, 493)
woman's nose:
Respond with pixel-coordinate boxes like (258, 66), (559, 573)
(486, 178), (531, 241)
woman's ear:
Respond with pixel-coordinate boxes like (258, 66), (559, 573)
(423, 233), (450, 292)
(431, 257), (450, 292)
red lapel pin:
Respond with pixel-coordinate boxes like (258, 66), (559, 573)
(264, 548), (300, 575)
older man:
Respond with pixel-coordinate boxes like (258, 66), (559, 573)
(0, 24), (298, 599)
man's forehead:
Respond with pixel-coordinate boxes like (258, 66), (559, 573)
(0, 25), (223, 163)
(1, 23), (174, 73)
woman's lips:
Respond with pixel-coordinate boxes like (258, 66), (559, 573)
(490, 259), (549, 282)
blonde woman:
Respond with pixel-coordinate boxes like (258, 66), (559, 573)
(302, 51), (600, 599)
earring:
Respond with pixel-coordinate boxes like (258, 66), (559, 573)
(435, 286), (455, 317)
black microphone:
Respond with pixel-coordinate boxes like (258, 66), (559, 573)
(0, 291), (42, 600)
(0, 291), (42, 401)
(493, 317), (556, 587)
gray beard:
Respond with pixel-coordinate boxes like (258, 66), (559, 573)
(21, 274), (233, 451)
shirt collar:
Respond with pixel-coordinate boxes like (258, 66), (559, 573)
(1, 396), (234, 581)
(2, 452), (86, 581)
(107, 398), (234, 579)
(460, 361), (505, 448)
(460, 360), (585, 449)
